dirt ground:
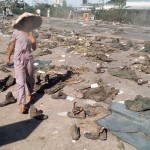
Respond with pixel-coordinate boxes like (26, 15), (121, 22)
(1, 17), (150, 150)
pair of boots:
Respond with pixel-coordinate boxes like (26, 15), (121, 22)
(70, 124), (107, 141)
(0, 91), (16, 107)
(67, 102), (86, 119)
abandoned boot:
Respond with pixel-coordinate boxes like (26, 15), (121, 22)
(70, 124), (80, 140)
(29, 105), (39, 118)
(84, 132), (100, 140)
(0, 91), (16, 107)
(100, 128), (107, 141)
(34, 114), (48, 120)
(67, 102), (86, 119)
(67, 110), (86, 119)
(5, 75), (16, 87)
(35, 74), (42, 85)
(29, 105), (48, 120)
(137, 79), (148, 85)
(72, 102), (83, 115)
(95, 67), (105, 74)
(0, 67), (11, 73)
(51, 91), (67, 99)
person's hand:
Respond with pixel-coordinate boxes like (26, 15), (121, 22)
(6, 58), (10, 67)
(28, 32), (36, 43)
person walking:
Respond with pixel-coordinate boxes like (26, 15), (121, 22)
(6, 12), (42, 113)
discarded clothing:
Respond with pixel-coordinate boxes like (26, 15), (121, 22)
(83, 85), (119, 103)
(96, 102), (150, 150)
(108, 66), (138, 81)
(125, 95), (150, 112)
(34, 60), (52, 70)
(84, 104), (108, 117)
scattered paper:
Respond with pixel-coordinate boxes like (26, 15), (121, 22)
(34, 62), (39, 66)
(52, 131), (58, 135)
(117, 101), (125, 104)
(66, 96), (75, 101)
(72, 140), (76, 143)
(37, 70), (46, 74)
(58, 60), (65, 62)
(74, 52), (80, 55)
(85, 100), (97, 105)
(61, 55), (66, 58)
(140, 47), (145, 50)
(97, 63), (100, 67)
(90, 83), (99, 88)
(118, 90), (124, 95)
(138, 56), (145, 60)
(105, 54), (110, 57)
(58, 112), (68, 116)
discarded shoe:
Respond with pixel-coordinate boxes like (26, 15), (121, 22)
(5, 75), (16, 87)
(125, 95), (150, 112)
(44, 82), (65, 95)
(0, 91), (16, 107)
(137, 79), (148, 85)
(51, 91), (67, 99)
(70, 124), (80, 140)
(0, 67), (11, 73)
(35, 74), (42, 85)
(84, 132), (100, 140)
(29, 105), (48, 120)
(95, 67), (105, 74)
(67, 102), (86, 119)
(100, 128), (107, 141)
(84, 127), (107, 141)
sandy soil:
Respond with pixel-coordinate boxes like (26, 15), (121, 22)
(1, 17), (150, 150)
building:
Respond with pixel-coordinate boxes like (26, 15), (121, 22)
(126, 0), (150, 9)
(53, 0), (63, 6)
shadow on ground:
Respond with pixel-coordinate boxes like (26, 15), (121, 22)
(0, 119), (42, 146)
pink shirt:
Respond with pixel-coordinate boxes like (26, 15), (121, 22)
(11, 30), (33, 61)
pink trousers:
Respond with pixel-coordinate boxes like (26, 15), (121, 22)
(14, 59), (35, 105)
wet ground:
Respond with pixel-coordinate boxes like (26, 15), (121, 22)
(1, 17), (150, 150)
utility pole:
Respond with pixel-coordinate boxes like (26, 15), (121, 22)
(102, 0), (104, 10)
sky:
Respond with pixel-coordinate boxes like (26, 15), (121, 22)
(25, 0), (110, 7)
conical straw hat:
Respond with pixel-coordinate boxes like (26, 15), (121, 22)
(12, 12), (42, 30)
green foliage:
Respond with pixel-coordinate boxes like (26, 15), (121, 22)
(107, 0), (126, 8)
(91, 7), (95, 15)
(34, 3), (72, 18)
(62, 0), (67, 7)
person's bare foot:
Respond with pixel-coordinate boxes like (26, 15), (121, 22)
(26, 95), (32, 102)
(20, 103), (26, 113)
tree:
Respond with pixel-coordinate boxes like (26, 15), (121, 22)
(62, 0), (67, 7)
(107, 0), (127, 8)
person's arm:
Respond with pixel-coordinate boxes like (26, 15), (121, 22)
(6, 41), (15, 67)
(28, 32), (36, 50)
